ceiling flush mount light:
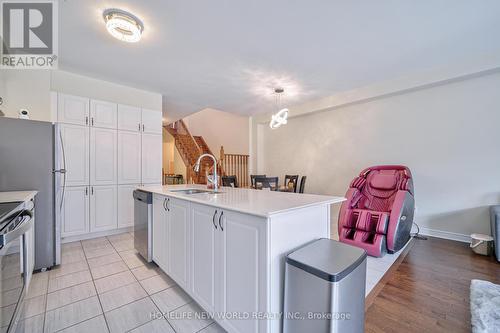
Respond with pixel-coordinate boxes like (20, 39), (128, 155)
(103, 9), (144, 43)
(269, 88), (289, 129)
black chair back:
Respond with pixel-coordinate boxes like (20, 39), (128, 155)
(222, 175), (238, 188)
(284, 175), (299, 192)
(250, 174), (266, 188)
(297, 176), (307, 193)
(254, 177), (279, 191)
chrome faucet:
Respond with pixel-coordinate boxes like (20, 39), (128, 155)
(194, 153), (218, 191)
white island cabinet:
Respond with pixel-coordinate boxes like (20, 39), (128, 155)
(145, 184), (344, 333)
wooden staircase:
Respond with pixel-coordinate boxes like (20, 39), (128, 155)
(165, 120), (214, 184)
(165, 119), (250, 186)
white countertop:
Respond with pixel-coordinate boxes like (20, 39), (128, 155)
(139, 184), (345, 217)
(0, 191), (37, 203)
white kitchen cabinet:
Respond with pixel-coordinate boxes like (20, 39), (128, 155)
(90, 100), (117, 129)
(141, 109), (163, 134)
(141, 133), (162, 184)
(61, 186), (89, 237)
(117, 104), (142, 132)
(58, 94), (90, 126)
(59, 124), (89, 186)
(118, 131), (142, 184)
(190, 203), (218, 313)
(218, 210), (267, 333)
(57, 93), (163, 241)
(153, 195), (169, 271)
(117, 184), (138, 228)
(168, 198), (190, 289)
(90, 127), (117, 185)
(89, 185), (117, 232)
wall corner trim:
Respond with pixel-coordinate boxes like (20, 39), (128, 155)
(418, 227), (471, 243)
(254, 55), (500, 124)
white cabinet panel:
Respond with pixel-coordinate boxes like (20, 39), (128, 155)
(153, 195), (169, 270)
(141, 133), (162, 184)
(118, 105), (141, 132)
(117, 184), (138, 228)
(219, 210), (267, 333)
(60, 124), (89, 186)
(61, 186), (89, 237)
(168, 198), (189, 289)
(141, 109), (162, 134)
(190, 203), (218, 313)
(118, 131), (142, 184)
(90, 100), (117, 129)
(90, 128), (117, 185)
(58, 94), (89, 126)
(90, 185), (117, 232)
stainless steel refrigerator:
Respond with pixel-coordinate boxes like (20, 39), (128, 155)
(0, 117), (62, 270)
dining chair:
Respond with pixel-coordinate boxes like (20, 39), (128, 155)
(284, 175), (299, 192)
(222, 175), (238, 188)
(254, 177), (279, 191)
(250, 174), (266, 188)
(297, 176), (307, 193)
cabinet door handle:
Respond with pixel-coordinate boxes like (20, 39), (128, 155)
(218, 211), (224, 231)
(213, 210), (218, 230)
(142, 124), (145, 132)
(163, 198), (167, 211)
(85, 116), (89, 126)
(91, 117), (94, 126)
(85, 187), (88, 196)
(166, 198), (170, 211)
(138, 123), (141, 132)
(91, 186), (94, 195)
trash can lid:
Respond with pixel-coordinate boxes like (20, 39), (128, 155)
(286, 238), (367, 282)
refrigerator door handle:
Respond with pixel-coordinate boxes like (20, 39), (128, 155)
(58, 128), (67, 211)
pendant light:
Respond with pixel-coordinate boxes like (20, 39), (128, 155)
(269, 88), (289, 129)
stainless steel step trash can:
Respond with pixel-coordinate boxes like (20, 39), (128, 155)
(283, 238), (367, 333)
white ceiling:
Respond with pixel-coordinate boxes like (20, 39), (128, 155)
(59, 1), (500, 120)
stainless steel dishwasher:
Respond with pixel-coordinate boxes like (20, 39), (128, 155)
(133, 190), (152, 262)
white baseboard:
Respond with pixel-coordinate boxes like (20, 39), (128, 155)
(418, 227), (471, 243)
(62, 226), (133, 244)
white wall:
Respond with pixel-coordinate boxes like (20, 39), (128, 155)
(259, 72), (500, 238)
(163, 129), (175, 173)
(0, 70), (51, 121)
(183, 108), (250, 155)
(0, 69), (162, 122)
(51, 70), (161, 111)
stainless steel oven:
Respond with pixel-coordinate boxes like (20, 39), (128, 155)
(0, 202), (34, 333)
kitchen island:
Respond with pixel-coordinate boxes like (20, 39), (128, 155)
(139, 184), (344, 333)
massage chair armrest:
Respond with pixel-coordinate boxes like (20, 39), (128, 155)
(338, 188), (359, 232)
(387, 190), (415, 253)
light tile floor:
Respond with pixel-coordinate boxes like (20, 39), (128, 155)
(22, 232), (225, 333)
(22, 232), (408, 332)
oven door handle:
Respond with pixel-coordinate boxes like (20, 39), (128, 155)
(1, 210), (34, 247)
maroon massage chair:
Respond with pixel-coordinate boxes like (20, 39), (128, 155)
(338, 165), (415, 257)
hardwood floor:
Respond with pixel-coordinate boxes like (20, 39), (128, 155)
(365, 236), (500, 333)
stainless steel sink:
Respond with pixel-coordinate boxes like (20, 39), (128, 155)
(169, 189), (223, 195)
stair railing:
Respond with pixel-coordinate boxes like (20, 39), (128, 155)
(219, 146), (250, 187)
(168, 120), (203, 184)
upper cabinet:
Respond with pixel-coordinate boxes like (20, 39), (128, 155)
(118, 106), (162, 134)
(90, 127), (117, 185)
(59, 124), (89, 186)
(117, 131), (142, 184)
(90, 100), (117, 129)
(141, 109), (163, 134)
(117, 105), (142, 132)
(141, 133), (162, 184)
(58, 94), (90, 126)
